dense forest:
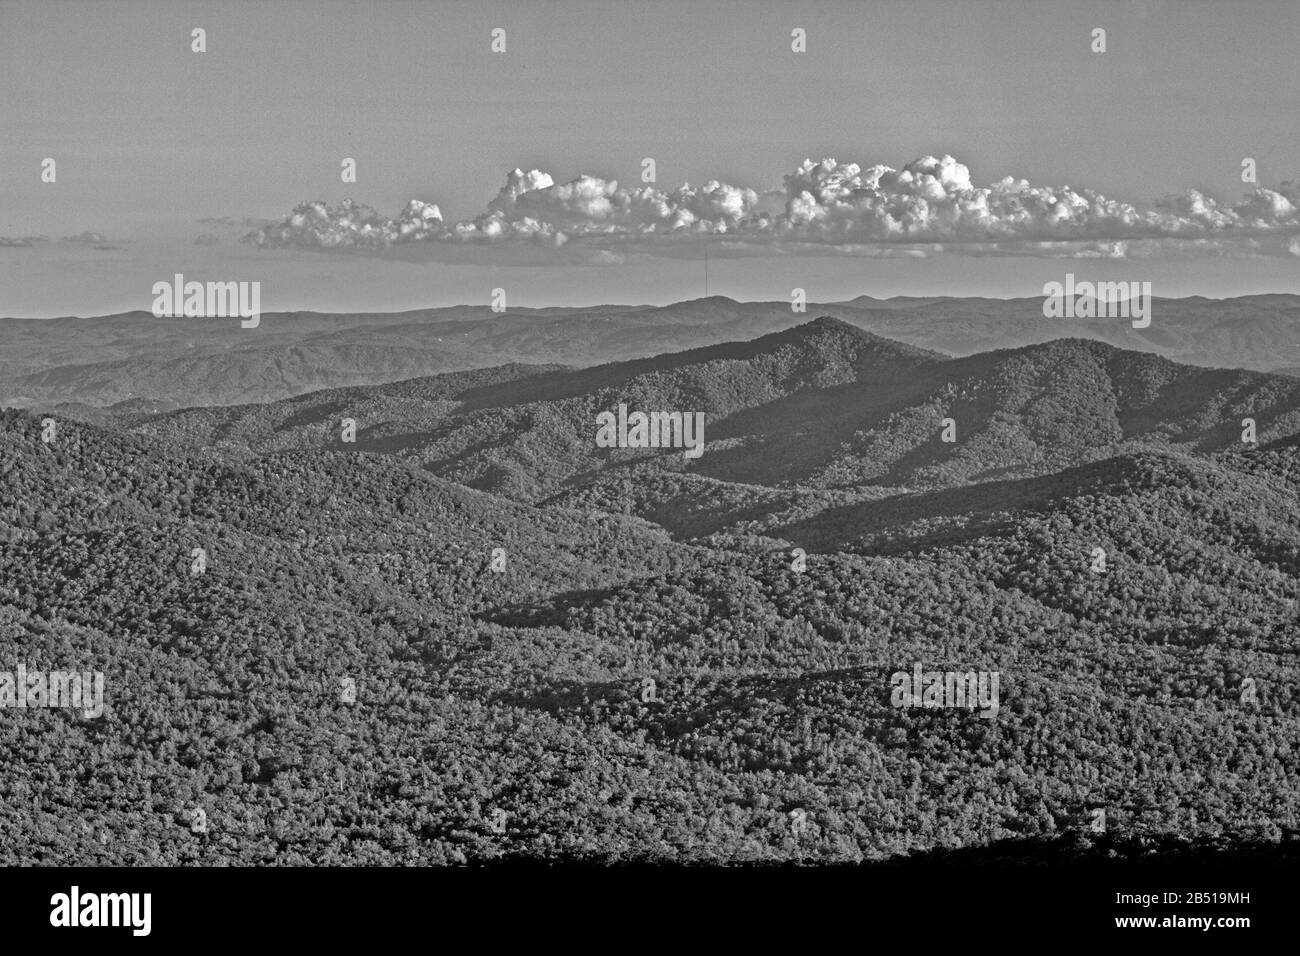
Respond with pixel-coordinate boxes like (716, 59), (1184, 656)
(1, 319), (1297, 864)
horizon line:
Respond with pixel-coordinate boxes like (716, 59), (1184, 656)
(6, 290), (1300, 323)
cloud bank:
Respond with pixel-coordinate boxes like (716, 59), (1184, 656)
(247, 154), (1300, 258)
(0, 234), (120, 248)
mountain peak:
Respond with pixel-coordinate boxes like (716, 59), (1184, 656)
(777, 315), (948, 362)
(805, 314), (856, 331)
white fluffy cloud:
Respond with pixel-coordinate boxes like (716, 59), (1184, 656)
(248, 155), (1300, 256)
(253, 198), (444, 247)
(774, 156), (1300, 246)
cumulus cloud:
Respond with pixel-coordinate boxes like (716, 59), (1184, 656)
(246, 155), (1300, 258)
(774, 157), (1300, 247)
(251, 199), (435, 248)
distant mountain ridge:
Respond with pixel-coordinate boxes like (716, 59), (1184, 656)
(123, 319), (1300, 518)
(3, 293), (1299, 409)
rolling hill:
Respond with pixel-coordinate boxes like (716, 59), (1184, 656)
(1, 320), (1297, 864)
(124, 317), (1300, 505)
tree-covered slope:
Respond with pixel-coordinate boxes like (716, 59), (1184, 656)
(2, 325), (1298, 865)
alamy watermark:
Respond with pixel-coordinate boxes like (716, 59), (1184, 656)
(595, 404), (706, 459)
(151, 273), (261, 328)
(890, 664), (999, 719)
(0, 665), (104, 719)
(50, 886), (150, 936)
(1042, 273), (1151, 328)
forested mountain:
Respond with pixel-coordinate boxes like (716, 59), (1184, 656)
(1, 321), (1297, 864)
(4, 293), (1299, 409)
(129, 317), (1300, 501)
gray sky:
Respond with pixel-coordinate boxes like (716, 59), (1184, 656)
(2, 0), (1298, 315)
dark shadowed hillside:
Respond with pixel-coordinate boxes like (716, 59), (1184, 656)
(121, 318), (1300, 505)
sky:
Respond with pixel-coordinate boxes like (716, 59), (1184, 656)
(1, 0), (1298, 316)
